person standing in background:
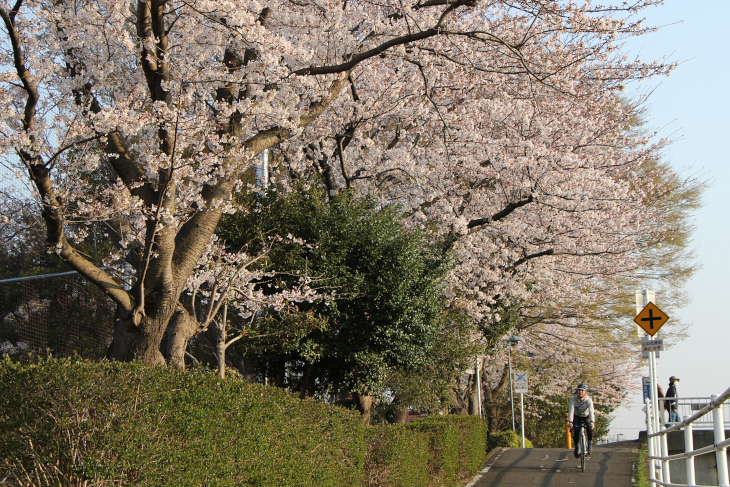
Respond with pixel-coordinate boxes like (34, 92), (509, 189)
(665, 376), (680, 423)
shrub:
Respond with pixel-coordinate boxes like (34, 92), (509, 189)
(440, 415), (489, 476)
(488, 430), (534, 450)
(0, 358), (364, 486)
(364, 415), (488, 487)
(363, 425), (429, 487)
(407, 416), (459, 486)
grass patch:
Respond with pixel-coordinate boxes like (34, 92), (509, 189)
(634, 440), (649, 487)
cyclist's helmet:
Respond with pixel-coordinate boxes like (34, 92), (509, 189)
(576, 383), (588, 391)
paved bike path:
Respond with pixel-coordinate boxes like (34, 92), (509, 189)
(465, 441), (639, 487)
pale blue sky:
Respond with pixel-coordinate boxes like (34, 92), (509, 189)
(610, 0), (730, 439)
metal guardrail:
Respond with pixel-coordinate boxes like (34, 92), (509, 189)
(646, 387), (730, 487)
(659, 396), (730, 429)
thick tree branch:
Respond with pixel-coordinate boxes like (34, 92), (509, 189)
(137, 0), (172, 107)
(174, 72), (350, 282)
(29, 164), (134, 311)
(294, 0), (475, 76)
(1, 3), (37, 136)
(467, 195), (535, 229)
(508, 248), (555, 274)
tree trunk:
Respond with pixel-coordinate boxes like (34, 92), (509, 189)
(107, 299), (197, 368)
(164, 305), (198, 368)
(468, 374), (480, 416)
(234, 357), (257, 384)
(483, 385), (502, 433)
(107, 311), (167, 366)
(353, 392), (375, 426)
(389, 406), (409, 424)
(299, 362), (316, 399)
(451, 377), (470, 415)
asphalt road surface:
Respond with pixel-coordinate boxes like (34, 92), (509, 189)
(465, 441), (639, 487)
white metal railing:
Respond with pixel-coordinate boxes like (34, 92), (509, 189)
(645, 387), (730, 487)
(659, 397), (730, 429)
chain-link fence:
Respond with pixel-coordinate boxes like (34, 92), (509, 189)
(0, 271), (115, 360)
(1, 167), (115, 360)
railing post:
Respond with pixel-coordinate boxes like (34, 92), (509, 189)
(661, 421), (671, 484)
(683, 415), (696, 486)
(647, 398), (657, 487)
(712, 394), (729, 487)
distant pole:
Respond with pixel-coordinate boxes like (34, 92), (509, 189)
(508, 349), (515, 431)
(506, 336), (522, 432)
(476, 355), (482, 418)
(520, 392), (526, 448)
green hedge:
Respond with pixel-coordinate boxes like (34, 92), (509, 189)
(364, 415), (489, 487)
(363, 424), (430, 487)
(488, 429), (534, 450)
(0, 359), (491, 487)
(442, 415), (489, 475)
(408, 416), (459, 485)
(0, 359), (364, 486)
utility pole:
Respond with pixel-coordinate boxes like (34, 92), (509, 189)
(506, 336), (522, 432)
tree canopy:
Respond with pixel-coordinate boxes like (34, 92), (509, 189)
(0, 0), (691, 373)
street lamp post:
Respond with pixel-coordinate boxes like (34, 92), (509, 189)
(506, 336), (522, 432)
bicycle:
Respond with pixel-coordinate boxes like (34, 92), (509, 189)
(573, 423), (589, 472)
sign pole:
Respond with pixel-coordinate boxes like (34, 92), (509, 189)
(636, 290), (668, 485)
(509, 351), (515, 431)
(513, 371), (529, 448)
(649, 348), (663, 485)
(520, 392), (525, 448)
(476, 356), (482, 418)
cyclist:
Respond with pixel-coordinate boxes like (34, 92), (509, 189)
(567, 383), (595, 457)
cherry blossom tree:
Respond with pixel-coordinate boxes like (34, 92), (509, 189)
(0, 0), (677, 367)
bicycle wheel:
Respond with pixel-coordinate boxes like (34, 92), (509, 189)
(579, 428), (586, 472)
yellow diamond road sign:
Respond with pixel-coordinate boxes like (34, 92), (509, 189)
(634, 302), (669, 337)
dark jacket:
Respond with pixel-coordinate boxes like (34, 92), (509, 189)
(665, 383), (677, 411)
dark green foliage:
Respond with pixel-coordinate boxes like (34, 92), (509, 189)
(0, 358), (364, 486)
(381, 309), (481, 415)
(363, 425), (430, 487)
(218, 186), (450, 395)
(487, 430), (533, 450)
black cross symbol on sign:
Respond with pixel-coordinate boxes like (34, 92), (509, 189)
(641, 309), (663, 330)
(634, 302), (668, 336)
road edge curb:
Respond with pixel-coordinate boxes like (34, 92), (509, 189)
(462, 447), (507, 487)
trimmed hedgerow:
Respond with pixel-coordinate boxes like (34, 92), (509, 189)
(0, 358), (491, 487)
(488, 429), (534, 450)
(407, 416), (460, 486)
(439, 415), (489, 477)
(362, 416), (489, 487)
(0, 358), (364, 486)
(363, 424), (429, 487)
